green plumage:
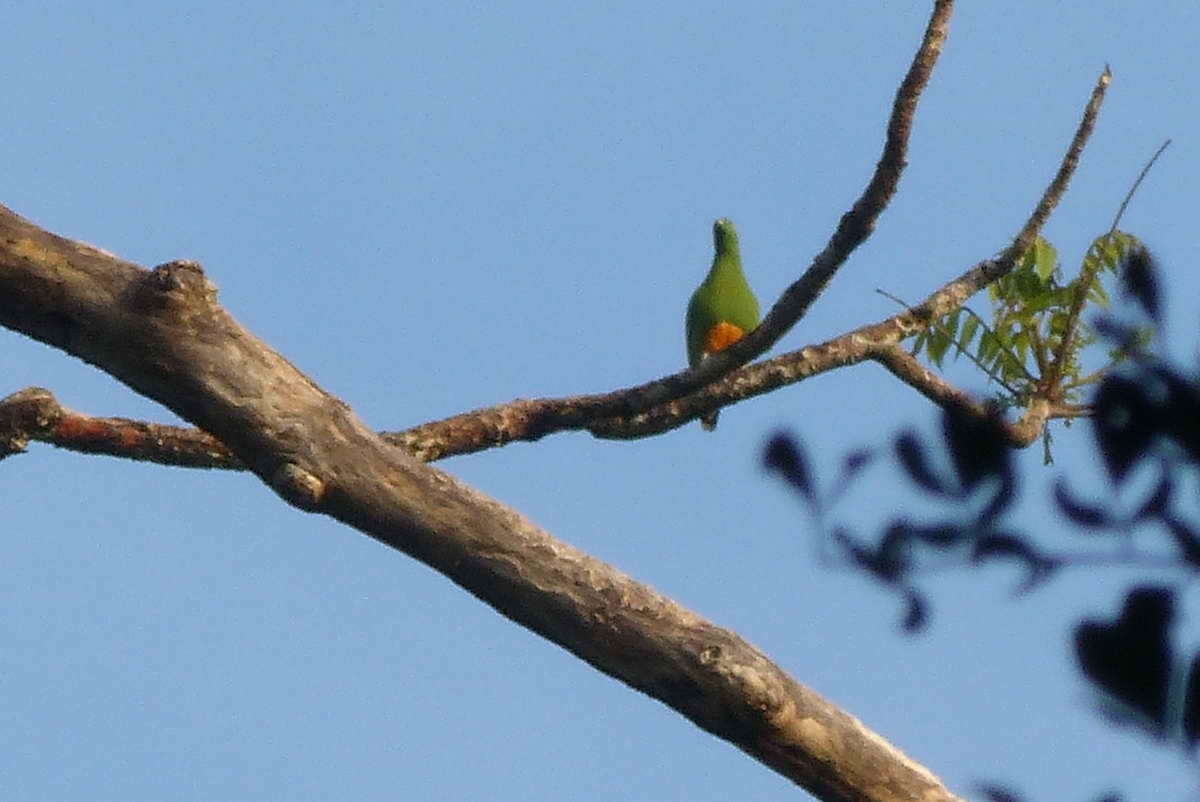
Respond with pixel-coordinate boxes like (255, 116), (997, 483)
(685, 218), (761, 430)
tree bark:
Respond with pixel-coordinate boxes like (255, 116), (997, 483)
(0, 206), (962, 801)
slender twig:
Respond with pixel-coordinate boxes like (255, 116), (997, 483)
(1110, 138), (1171, 233)
(0, 387), (238, 468)
(1047, 133), (1167, 390)
(875, 288), (1026, 395)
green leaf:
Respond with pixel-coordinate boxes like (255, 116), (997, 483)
(1013, 329), (1031, 364)
(927, 328), (950, 366)
(977, 330), (999, 364)
(959, 315), (980, 353)
(1082, 231), (1141, 280)
(910, 329), (927, 356)
(1030, 236), (1058, 282)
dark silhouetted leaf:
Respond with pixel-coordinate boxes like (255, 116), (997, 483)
(1093, 315), (1141, 352)
(1011, 557), (1059, 595)
(972, 533), (1057, 593)
(1092, 375), (1156, 483)
(826, 448), (876, 506)
(900, 588), (927, 633)
(1184, 651), (1200, 746)
(764, 432), (816, 507)
(1162, 515), (1200, 566)
(842, 448), (874, 476)
(895, 430), (952, 496)
(975, 783), (1023, 802)
(910, 523), (964, 548)
(1133, 474), (1173, 523)
(873, 522), (913, 582)
(1122, 245), (1160, 323)
(1075, 586), (1175, 735)
(976, 474), (1017, 529)
(1053, 477), (1114, 529)
(972, 533), (1029, 563)
(832, 529), (880, 575)
(942, 403), (1013, 493)
(833, 526), (912, 586)
(1151, 365), (1200, 463)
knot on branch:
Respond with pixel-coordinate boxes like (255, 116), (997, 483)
(134, 260), (218, 314)
(271, 462), (327, 510)
(0, 387), (63, 458)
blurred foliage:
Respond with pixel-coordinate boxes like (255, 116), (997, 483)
(768, 246), (1200, 799)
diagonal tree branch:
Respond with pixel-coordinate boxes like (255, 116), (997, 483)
(0, 203), (963, 802)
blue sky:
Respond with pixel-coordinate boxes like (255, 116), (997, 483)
(3, 2), (1198, 800)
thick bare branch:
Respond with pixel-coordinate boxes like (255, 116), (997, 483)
(0, 228), (962, 802)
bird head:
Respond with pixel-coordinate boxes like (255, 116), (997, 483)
(712, 218), (739, 253)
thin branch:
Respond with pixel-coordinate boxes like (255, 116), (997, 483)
(756, 0), (953, 335)
(1045, 111), (1160, 393)
(869, 347), (1087, 447)
(875, 288), (1026, 395)
(998, 65), (1112, 270)
(0, 387), (239, 468)
(1037, 137), (1171, 399)
(1110, 138), (1171, 233)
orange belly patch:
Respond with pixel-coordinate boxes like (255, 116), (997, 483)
(704, 321), (747, 355)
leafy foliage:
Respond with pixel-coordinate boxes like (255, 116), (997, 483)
(910, 231), (1144, 409)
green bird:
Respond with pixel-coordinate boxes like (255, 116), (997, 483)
(685, 218), (761, 430)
